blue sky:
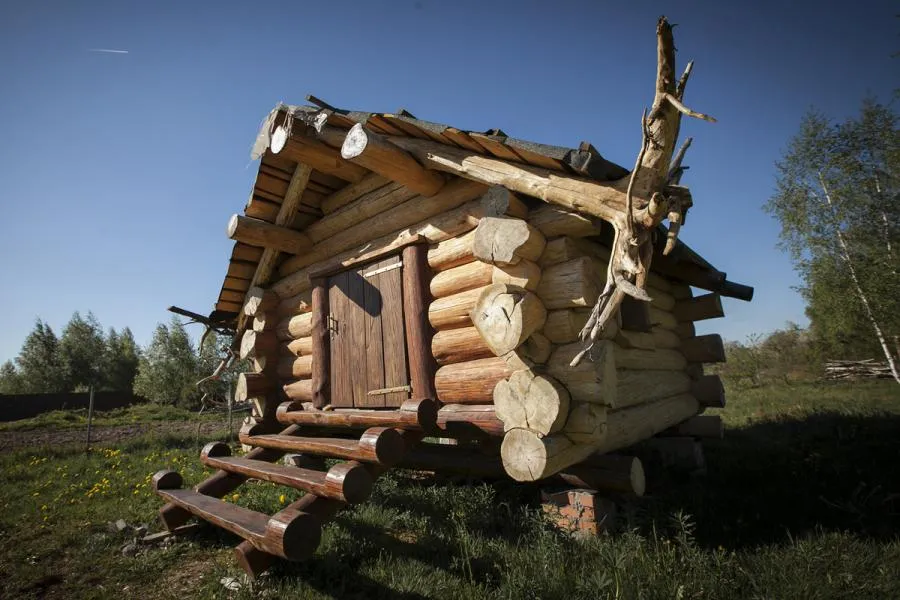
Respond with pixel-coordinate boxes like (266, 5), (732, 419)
(0, 0), (897, 362)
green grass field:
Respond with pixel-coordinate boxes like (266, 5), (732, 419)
(1, 380), (898, 599)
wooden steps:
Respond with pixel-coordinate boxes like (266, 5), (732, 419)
(276, 398), (438, 431)
(240, 426), (405, 466)
(152, 402), (430, 578)
(200, 442), (373, 504)
(152, 470), (321, 561)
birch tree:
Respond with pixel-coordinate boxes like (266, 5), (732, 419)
(766, 101), (900, 383)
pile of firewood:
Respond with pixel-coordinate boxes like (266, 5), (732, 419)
(824, 359), (894, 380)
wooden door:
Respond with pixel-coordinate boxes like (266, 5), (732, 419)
(327, 257), (409, 408)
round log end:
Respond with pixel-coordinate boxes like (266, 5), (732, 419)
(359, 426), (405, 466)
(266, 509), (322, 561)
(271, 125), (289, 154)
(275, 401), (297, 420)
(631, 458), (646, 498)
(152, 469), (183, 491)
(200, 441), (231, 460)
(340, 123), (369, 160)
(500, 428), (550, 482)
(235, 373), (249, 403)
(473, 284), (547, 356)
(226, 214), (240, 239)
(239, 330), (256, 360)
(401, 398), (439, 430)
(325, 462), (374, 504)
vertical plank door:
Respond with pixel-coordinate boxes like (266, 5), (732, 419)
(326, 256), (410, 408)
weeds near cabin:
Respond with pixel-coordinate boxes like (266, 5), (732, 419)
(1, 382), (899, 599)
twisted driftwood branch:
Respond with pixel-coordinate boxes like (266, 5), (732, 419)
(570, 16), (715, 367)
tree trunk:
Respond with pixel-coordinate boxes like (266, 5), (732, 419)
(819, 173), (899, 384)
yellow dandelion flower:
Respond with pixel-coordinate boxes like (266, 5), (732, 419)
(231, 493), (240, 502)
(279, 494), (286, 504)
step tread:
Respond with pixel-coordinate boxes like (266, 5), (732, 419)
(249, 434), (361, 450)
(157, 488), (268, 539)
(202, 455), (328, 490)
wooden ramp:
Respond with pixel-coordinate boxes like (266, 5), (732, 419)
(152, 399), (437, 577)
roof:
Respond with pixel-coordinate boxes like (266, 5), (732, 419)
(209, 97), (752, 325)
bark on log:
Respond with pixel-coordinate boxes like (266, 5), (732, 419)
(536, 257), (604, 309)
(276, 313), (313, 341)
(493, 370), (571, 436)
(428, 286), (483, 330)
(429, 260), (492, 299)
(432, 327), (493, 365)
(615, 346), (687, 371)
(546, 341), (617, 406)
(616, 369), (692, 409)
(434, 356), (514, 403)
(341, 123), (446, 196)
(472, 284), (547, 356)
(243, 287), (278, 316)
(472, 217), (546, 266)
(427, 230), (476, 272)
(227, 215), (312, 255)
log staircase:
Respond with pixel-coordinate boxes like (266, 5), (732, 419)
(152, 398), (438, 577)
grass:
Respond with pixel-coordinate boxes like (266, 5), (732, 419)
(0, 403), (218, 432)
(0, 380), (898, 599)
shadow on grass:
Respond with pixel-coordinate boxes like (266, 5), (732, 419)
(638, 410), (900, 549)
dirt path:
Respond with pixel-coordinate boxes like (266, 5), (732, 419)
(0, 421), (228, 453)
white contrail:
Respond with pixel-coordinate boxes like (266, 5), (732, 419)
(88, 48), (129, 54)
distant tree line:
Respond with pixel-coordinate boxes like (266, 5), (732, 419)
(767, 99), (899, 382)
(0, 313), (240, 409)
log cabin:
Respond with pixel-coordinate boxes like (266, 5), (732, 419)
(153, 17), (752, 577)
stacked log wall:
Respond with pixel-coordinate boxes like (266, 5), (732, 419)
(228, 129), (728, 480)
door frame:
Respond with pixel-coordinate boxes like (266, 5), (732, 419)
(308, 238), (435, 409)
